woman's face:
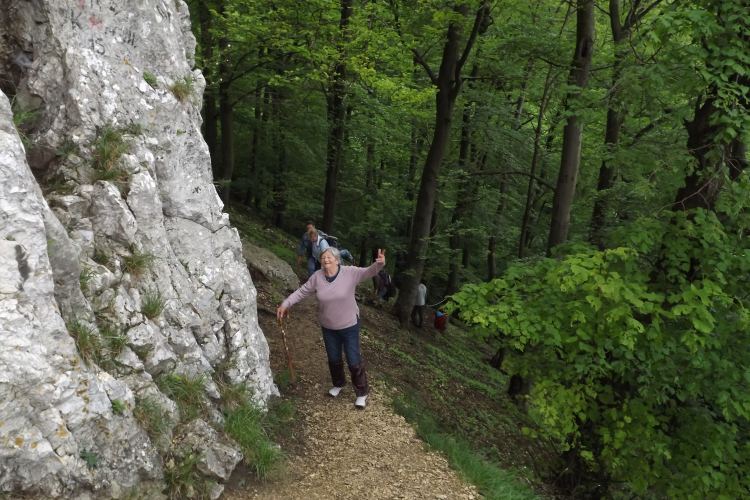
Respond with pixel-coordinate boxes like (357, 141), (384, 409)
(320, 251), (338, 270)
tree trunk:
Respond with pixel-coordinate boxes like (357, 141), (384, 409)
(271, 89), (286, 226)
(546, 0), (595, 256)
(243, 86), (263, 206)
(519, 66), (555, 258)
(589, 0), (640, 248)
(218, 33), (234, 203)
(321, 0), (353, 234)
(487, 176), (507, 281)
(394, 3), (487, 324)
(198, 1), (218, 179)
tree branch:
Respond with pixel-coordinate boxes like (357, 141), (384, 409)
(456, 2), (487, 77)
(412, 48), (438, 85)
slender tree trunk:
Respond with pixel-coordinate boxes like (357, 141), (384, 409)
(243, 86), (263, 206)
(589, 0), (641, 247)
(519, 66), (555, 258)
(321, 0), (353, 233)
(394, 4), (487, 324)
(271, 89), (286, 226)
(199, 1), (218, 179)
(546, 0), (595, 256)
(487, 177), (507, 281)
(218, 33), (234, 203)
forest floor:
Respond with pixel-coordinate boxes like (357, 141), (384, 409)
(224, 209), (548, 500)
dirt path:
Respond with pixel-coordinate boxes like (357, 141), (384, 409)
(225, 290), (480, 500)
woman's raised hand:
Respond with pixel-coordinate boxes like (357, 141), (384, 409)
(376, 248), (386, 265)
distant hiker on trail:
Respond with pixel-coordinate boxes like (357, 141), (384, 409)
(411, 279), (427, 328)
(297, 220), (354, 277)
(372, 269), (387, 299)
(277, 247), (386, 409)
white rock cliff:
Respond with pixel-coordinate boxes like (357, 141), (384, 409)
(0, 0), (276, 497)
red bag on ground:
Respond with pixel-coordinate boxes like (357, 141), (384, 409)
(434, 310), (447, 331)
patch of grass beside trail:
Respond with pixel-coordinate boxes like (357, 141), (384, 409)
(393, 394), (543, 500)
(227, 206), (299, 266)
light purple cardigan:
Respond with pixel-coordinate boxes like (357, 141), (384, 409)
(281, 262), (384, 330)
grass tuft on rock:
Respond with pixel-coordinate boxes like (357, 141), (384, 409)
(218, 383), (286, 482)
(157, 373), (207, 421)
(142, 289), (167, 319)
(122, 248), (156, 280)
(66, 318), (102, 367)
(79, 265), (96, 295)
(163, 450), (209, 500)
(133, 397), (170, 440)
(99, 323), (128, 357)
(143, 71), (158, 88)
(91, 125), (130, 189)
(168, 76), (194, 102)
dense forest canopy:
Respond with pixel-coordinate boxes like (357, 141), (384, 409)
(185, 0), (749, 497)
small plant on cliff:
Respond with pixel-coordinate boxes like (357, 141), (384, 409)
(163, 450), (206, 500)
(141, 289), (167, 319)
(79, 265), (96, 295)
(121, 248), (155, 280)
(92, 245), (111, 267)
(168, 76), (194, 103)
(91, 125), (130, 190)
(223, 400), (285, 481)
(133, 397), (170, 440)
(66, 318), (103, 367)
(99, 323), (127, 357)
(142, 71), (158, 88)
(111, 398), (126, 416)
(157, 373), (207, 421)
(79, 451), (99, 469)
(11, 99), (38, 148)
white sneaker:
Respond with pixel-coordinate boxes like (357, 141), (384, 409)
(329, 386), (344, 397)
(355, 394), (369, 408)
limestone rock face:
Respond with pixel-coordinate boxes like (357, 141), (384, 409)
(0, 0), (275, 497)
(242, 240), (300, 293)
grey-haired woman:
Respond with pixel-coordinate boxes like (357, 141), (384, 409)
(277, 247), (386, 408)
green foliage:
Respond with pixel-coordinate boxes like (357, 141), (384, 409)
(11, 99), (38, 147)
(79, 451), (99, 469)
(133, 397), (170, 440)
(142, 289), (167, 319)
(143, 71), (158, 88)
(122, 248), (156, 280)
(157, 373), (207, 421)
(168, 76), (194, 102)
(273, 368), (293, 392)
(111, 398), (126, 416)
(451, 218), (750, 498)
(91, 125), (130, 189)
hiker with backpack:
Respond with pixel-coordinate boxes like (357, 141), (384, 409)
(297, 220), (354, 277)
(277, 247), (387, 409)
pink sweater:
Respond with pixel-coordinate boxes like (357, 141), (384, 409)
(281, 262), (384, 330)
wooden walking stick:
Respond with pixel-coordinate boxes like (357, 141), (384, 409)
(278, 311), (295, 384)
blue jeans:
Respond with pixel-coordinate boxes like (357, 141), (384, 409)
(340, 249), (354, 263)
(321, 318), (361, 366)
(307, 257), (321, 278)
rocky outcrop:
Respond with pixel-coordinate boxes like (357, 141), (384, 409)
(0, 0), (276, 498)
(242, 241), (300, 293)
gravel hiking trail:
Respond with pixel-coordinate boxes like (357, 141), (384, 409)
(224, 282), (481, 500)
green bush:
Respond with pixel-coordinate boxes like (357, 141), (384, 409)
(111, 399), (126, 415)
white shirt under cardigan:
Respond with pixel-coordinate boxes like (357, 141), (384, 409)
(281, 261), (384, 330)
